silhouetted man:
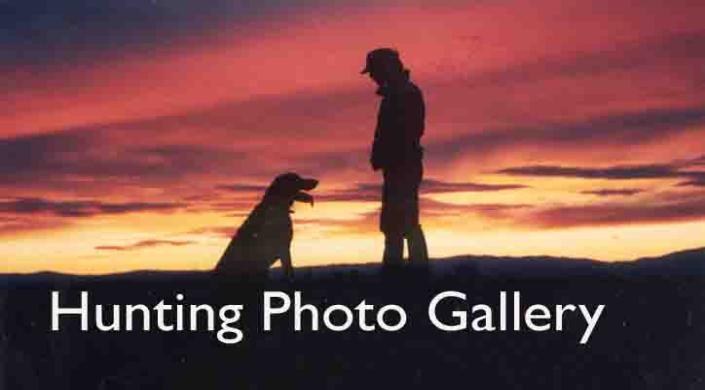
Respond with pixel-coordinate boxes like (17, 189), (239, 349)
(361, 48), (429, 267)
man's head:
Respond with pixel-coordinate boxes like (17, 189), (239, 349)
(361, 48), (405, 87)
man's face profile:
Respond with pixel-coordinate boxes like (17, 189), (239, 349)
(368, 62), (393, 87)
(368, 66), (385, 86)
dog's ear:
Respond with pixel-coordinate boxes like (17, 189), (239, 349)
(265, 174), (296, 199)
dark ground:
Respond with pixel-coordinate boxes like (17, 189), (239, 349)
(2, 248), (704, 389)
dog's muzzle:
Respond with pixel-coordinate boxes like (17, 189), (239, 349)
(294, 178), (318, 205)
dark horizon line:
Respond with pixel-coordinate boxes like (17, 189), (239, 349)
(2, 246), (703, 278)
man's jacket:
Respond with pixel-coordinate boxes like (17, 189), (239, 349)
(371, 75), (425, 170)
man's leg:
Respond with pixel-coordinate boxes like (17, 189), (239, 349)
(404, 160), (428, 264)
(381, 169), (404, 267)
(383, 232), (404, 266)
(406, 224), (429, 264)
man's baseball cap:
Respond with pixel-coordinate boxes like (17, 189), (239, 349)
(360, 48), (402, 74)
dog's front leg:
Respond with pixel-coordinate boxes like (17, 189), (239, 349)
(280, 249), (294, 280)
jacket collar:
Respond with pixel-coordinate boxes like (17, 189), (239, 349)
(376, 70), (411, 96)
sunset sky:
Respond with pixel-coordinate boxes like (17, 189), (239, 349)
(3, 0), (705, 274)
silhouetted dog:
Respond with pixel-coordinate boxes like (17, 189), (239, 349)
(214, 173), (318, 278)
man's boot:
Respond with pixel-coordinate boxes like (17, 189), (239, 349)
(407, 224), (429, 264)
(382, 233), (404, 270)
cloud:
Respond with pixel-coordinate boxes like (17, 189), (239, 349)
(0, 197), (184, 217)
(0, 216), (65, 236)
(429, 106), (705, 166)
(191, 200), (258, 214)
(187, 225), (236, 238)
(0, 130), (251, 191)
(294, 213), (378, 235)
(686, 154), (705, 167)
(421, 198), (532, 219)
(496, 164), (680, 179)
(294, 198), (533, 235)
(581, 189), (644, 197)
(95, 239), (194, 251)
(422, 179), (527, 193)
(312, 179), (527, 203)
(495, 157), (705, 186)
(463, 29), (705, 90)
(1, 0), (337, 67)
(5, 65), (704, 195)
(677, 178), (705, 187)
(315, 184), (379, 203)
(216, 184), (269, 194)
(208, 178), (526, 205)
(524, 192), (705, 228)
(188, 213), (378, 237)
(0, 131), (93, 178)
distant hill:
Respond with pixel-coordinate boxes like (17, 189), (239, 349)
(618, 247), (705, 275)
(437, 247), (705, 277)
(2, 247), (703, 285)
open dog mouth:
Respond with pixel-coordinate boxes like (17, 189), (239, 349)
(293, 178), (318, 206)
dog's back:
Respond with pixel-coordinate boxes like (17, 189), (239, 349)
(214, 202), (292, 276)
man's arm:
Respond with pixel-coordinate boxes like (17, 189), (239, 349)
(370, 127), (380, 170)
(399, 87), (425, 145)
(370, 103), (386, 171)
(386, 87), (424, 164)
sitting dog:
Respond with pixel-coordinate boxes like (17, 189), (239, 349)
(214, 172), (318, 278)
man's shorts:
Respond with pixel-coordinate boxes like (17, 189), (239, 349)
(380, 160), (422, 235)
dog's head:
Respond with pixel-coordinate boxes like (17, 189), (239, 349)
(263, 172), (319, 207)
